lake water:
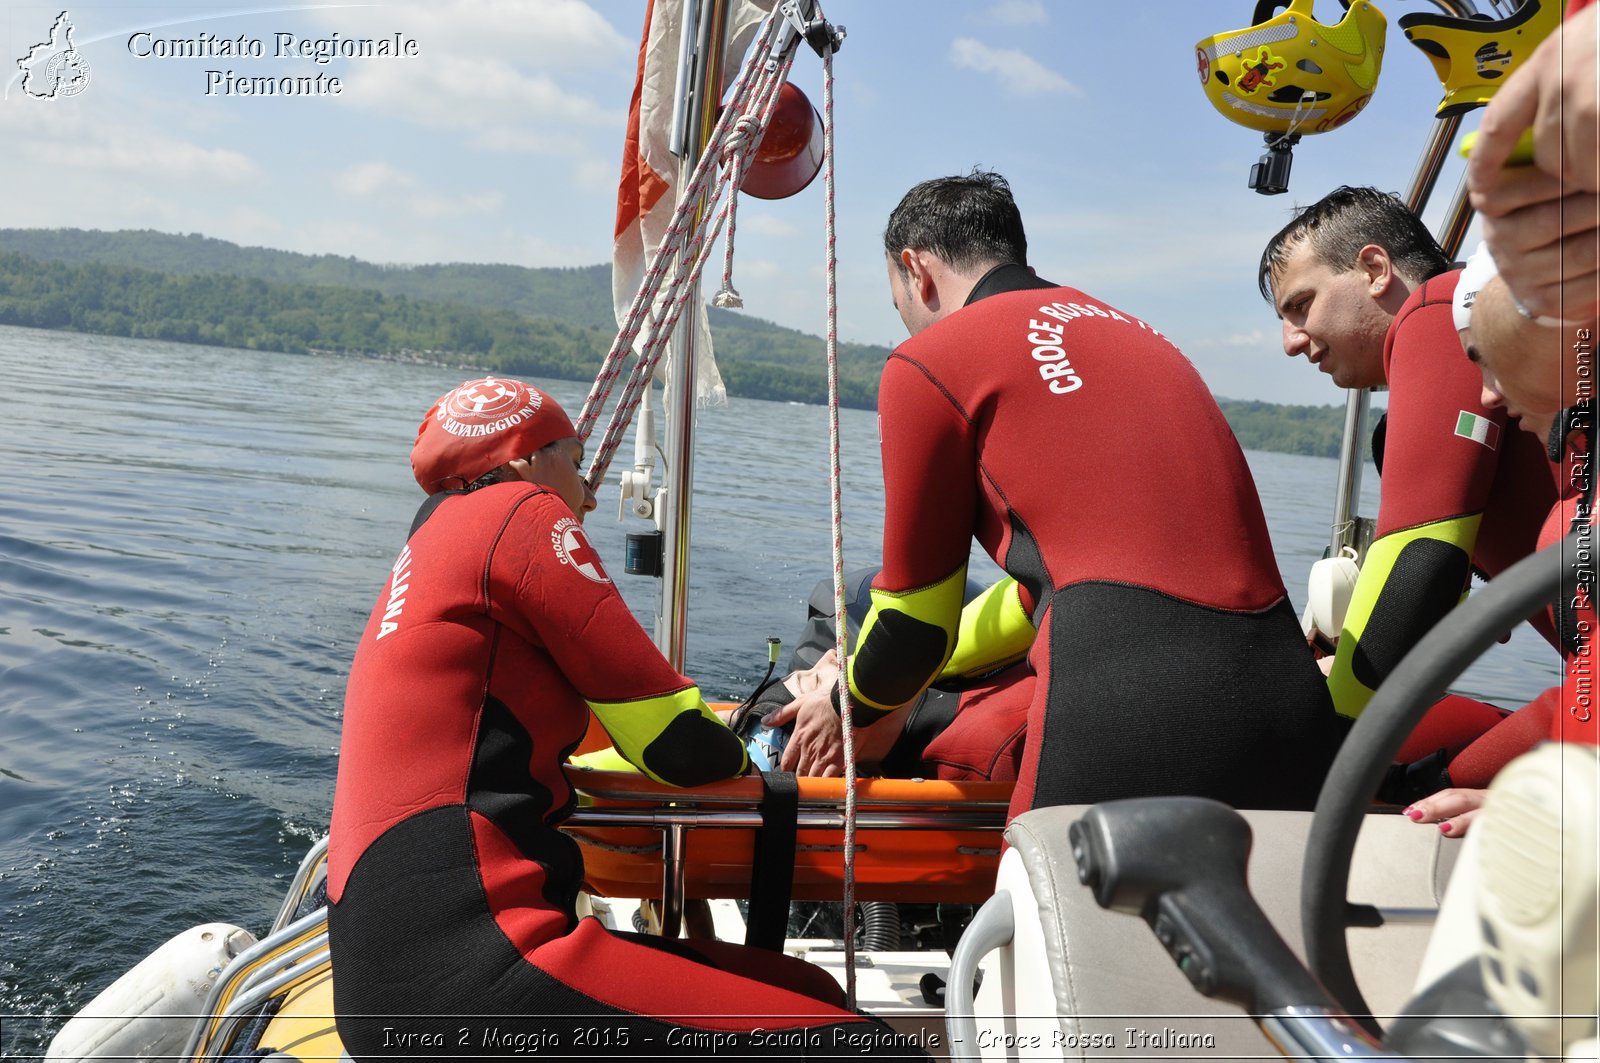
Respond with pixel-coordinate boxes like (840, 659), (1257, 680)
(0, 326), (1560, 1056)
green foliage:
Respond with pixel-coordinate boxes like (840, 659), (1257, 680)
(1215, 398), (1379, 461)
(0, 229), (1372, 456)
(0, 250), (612, 382)
(0, 227), (618, 327)
(0, 228), (888, 406)
(707, 306), (885, 407)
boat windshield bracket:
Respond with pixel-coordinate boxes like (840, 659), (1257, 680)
(777, 0), (844, 59)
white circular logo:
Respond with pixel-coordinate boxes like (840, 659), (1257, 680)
(46, 50), (91, 97)
(551, 518), (609, 584)
(443, 377), (537, 421)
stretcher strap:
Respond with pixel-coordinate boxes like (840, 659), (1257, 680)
(744, 769), (799, 951)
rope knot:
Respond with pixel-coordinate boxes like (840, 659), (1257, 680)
(723, 114), (763, 160)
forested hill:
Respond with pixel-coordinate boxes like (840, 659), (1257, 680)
(0, 228), (1372, 456)
(3, 227), (621, 327)
(0, 228), (886, 406)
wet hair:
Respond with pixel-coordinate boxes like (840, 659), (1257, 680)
(1257, 185), (1452, 303)
(464, 467), (512, 492)
(884, 169), (1027, 277)
(462, 438), (570, 493)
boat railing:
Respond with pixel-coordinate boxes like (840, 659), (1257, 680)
(269, 834), (330, 935)
(179, 906), (330, 1063)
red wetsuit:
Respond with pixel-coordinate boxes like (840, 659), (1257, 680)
(1329, 271), (1558, 721)
(328, 484), (922, 1060)
(1391, 413), (1592, 792)
(846, 265), (1341, 820)
(1415, 0), (1596, 756)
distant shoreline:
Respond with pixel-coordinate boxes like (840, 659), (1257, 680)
(0, 228), (1375, 458)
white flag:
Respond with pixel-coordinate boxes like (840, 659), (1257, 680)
(612, 0), (773, 408)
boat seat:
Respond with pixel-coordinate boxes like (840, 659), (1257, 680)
(952, 805), (1459, 1060)
(564, 765), (1011, 904)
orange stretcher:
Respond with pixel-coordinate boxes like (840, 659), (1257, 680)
(562, 766), (1012, 910)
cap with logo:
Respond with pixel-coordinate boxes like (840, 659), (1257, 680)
(1453, 242), (1500, 333)
(411, 377), (578, 494)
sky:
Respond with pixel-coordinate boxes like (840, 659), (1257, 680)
(0, 0), (1503, 404)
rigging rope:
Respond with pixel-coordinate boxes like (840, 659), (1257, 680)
(576, 3), (860, 995)
(819, 39), (860, 1009)
(712, 145), (746, 309)
(576, 8), (795, 489)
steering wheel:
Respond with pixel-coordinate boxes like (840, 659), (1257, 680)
(1300, 533), (1573, 1028)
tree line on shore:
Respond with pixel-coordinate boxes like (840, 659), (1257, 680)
(0, 229), (1369, 457)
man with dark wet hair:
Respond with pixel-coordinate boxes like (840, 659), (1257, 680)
(1259, 185), (1557, 729)
(782, 171), (1342, 822)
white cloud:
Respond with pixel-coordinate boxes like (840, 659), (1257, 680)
(287, 0), (631, 184)
(987, 0), (1048, 27)
(410, 190), (504, 220)
(306, 0), (630, 68)
(332, 161), (503, 220)
(572, 156), (615, 189)
(335, 54), (623, 154)
(334, 161), (413, 197)
(738, 214), (802, 238)
(737, 259), (785, 281)
(0, 102), (259, 183)
(1217, 329), (1272, 350)
(949, 38), (1080, 98)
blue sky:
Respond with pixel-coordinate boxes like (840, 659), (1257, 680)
(0, 0), (1492, 403)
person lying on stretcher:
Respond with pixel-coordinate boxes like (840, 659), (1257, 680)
(730, 567), (1032, 781)
(575, 567), (1033, 782)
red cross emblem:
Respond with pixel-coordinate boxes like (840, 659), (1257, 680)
(554, 520), (609, 583)
(462, 381), (511, 411)
(443, 377), (535, 421)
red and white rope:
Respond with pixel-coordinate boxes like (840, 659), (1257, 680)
(575, 5), (859, 990)
(818, 41), (858, 1008)
(577, 10), (796, 490)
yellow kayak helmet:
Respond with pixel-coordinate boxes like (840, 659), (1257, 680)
(1399, 0), (1561, 118)
(1196, 0), (1387, 137)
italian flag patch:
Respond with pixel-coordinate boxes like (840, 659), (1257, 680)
(1455, 411), (1501, 450)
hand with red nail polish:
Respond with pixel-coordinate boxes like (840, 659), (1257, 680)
(1404, 787), (1487, 838)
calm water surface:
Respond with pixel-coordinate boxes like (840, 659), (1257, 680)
(0, 326), (1559, 1056)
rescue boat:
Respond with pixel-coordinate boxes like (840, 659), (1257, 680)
(44, 1), (1596, 1061)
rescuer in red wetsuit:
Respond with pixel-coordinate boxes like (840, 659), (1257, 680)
(326, 378), (925, 1061)
(1261, 186), (1558, 730)
(1403, 234), (1596, 834)
(1461, 0), (1598, 760)
(1388, 405), (1591, 833)
(1472, 0), (1599, 754)
(786, 171), (1342, 821)
(760, 568), (1032, 780)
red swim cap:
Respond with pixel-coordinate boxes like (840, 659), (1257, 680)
(411, 377), (577, 494)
